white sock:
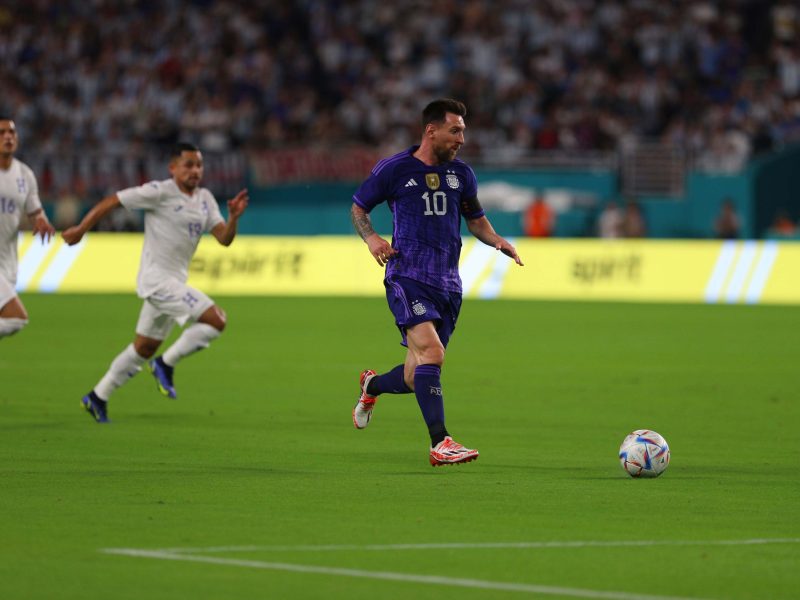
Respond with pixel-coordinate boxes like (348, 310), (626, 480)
(94, 343), (147, 400)
(0, 318), (28, 339)
(162, 323), (221, 366)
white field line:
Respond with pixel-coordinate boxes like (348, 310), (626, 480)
(126, 537), (800, 555)
(101, 548), (705, 600)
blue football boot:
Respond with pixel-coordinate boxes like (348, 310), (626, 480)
(148, 356), (177, 399)
(82, 393), (109, 423)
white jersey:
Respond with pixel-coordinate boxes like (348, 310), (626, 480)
(118, 178), (224, 298)
(0, 158), (42, 285)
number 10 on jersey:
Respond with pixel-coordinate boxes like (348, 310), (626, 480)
(422, 191), (447, 216)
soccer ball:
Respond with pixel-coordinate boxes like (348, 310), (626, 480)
(619, 429), (670, 478)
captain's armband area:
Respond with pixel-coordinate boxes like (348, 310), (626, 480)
(460, 196), (483, 217)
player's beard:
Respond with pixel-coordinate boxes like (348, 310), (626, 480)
(434, 144), (460, 164)
(183, 176), (200, 191)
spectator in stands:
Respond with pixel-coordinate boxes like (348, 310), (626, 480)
(1, 0), (798, 208)
(714, 198), (741, 239)
(523, 196), (554, 237)
(622, 200), (647, 238)
(597, 200), (624, 238)
(52, 186), (82, 232)
(769, 209), (797, 236)
(696, 127), (751, 173)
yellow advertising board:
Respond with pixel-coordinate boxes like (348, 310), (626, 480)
(14, 233), (800, 305)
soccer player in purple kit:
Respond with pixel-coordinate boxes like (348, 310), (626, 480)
(350, 99), (523, 466)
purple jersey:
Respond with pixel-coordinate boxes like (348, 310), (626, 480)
(353, 146), (484, 293)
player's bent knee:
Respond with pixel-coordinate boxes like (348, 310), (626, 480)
(201, 305), (226, 332)
(418, 346), (445, 366)
(0, 318), (28, 338)
(133, 337), (161, 358)
(0, 297), (28, 320)
(215, 308), (227, 332)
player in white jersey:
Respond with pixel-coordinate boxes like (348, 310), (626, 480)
(0, 117), (55, 340)
(62, 143), (248, 422)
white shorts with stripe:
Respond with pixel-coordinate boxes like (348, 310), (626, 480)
(135, 279), (214, 340)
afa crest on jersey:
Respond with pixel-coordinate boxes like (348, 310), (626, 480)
(446, 174), (459, 189)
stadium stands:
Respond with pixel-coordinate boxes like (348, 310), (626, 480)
(1, 0), (798, 232)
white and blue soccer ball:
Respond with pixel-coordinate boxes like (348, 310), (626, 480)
(619, 429), (670, 478)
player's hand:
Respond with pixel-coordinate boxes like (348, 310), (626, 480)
(61, 226), (85, 246)
(32, 216), (55, 243)
(496, 239), (523, 266)
(366, 234), (397, 266)
(227, 189), (249, 219)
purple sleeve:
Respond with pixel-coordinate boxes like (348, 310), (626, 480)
(460, 166), (485, 220)
(352, 166), (389, 212)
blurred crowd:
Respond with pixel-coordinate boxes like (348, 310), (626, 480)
(2, 0), (800, 181)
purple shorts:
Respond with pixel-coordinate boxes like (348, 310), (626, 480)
(384, 275), (462, 348)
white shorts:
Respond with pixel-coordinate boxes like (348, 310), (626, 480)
(0, 274), (17, 310)
(135, 281), (214, 340)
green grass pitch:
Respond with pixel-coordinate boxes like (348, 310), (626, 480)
(1, 294), (798, 600)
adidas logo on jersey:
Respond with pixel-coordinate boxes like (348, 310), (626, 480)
(405, 178), (418, 187)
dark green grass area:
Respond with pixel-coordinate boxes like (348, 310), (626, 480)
(1, 294), (798, 600)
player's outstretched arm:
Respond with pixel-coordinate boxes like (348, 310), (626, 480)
(467, 215), (524, 266)
(28, 208), (55, 243)
(351, 203), (397, 266)
(62, 194), (122, 246)
(212, 189), (249, 246)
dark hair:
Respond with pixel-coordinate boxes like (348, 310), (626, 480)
(170, 142), (200, 159)
(421, 99), (467, 128)
(0, 115), (14, 122)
